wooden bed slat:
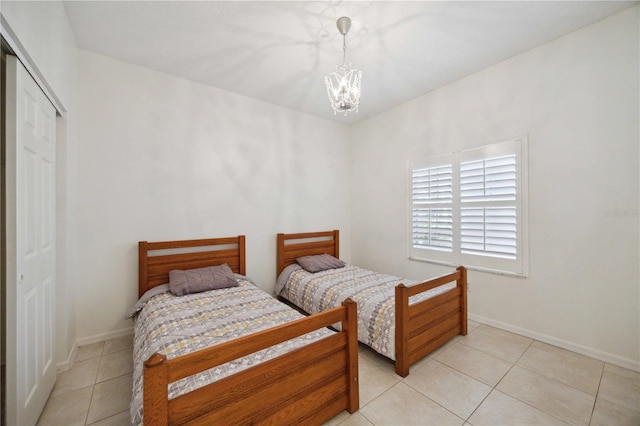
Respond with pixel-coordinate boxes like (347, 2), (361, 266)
(281, 243), (337, 260)
(146, 237), (242, 250)
(258, 377), (348, 425)
(282, 240), (337, 252)
(409, 298), (463, 338)
(408, 326), (461, 365)
(409, 311), (461, 349)
(292, 394), (350, 426)
(171, 345), (347, 425)
(148, 259), (240, 274)
(147, 249), (241, 266)
(147, 259), (241, 277)
(408, 287), (462, 320)
(402, 270), (463, 297)
(148, 260), (241, 276)
(278, 230), (338, 241)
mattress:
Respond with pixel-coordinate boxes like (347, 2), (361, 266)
(131, 277), (334, 425)
(276, 264), (454, 361)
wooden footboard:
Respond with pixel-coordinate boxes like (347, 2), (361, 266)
(143, 299), (359, 425)
(395, 266), (467, 377)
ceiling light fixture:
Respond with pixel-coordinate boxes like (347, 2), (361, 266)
(324, 16), (362, 116)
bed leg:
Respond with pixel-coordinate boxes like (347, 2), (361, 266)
(457, 266), (468, 336)
(144, 353), (169, 426)
(395, 284), (410, 378)
(342, 298), (359, 413)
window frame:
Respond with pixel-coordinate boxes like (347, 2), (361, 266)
(408, 137), (529, 277)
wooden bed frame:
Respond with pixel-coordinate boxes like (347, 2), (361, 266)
(277, 230), (467, 377)
(138, 236), (359, 425)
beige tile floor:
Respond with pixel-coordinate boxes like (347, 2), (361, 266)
(37, 321), (640, 425)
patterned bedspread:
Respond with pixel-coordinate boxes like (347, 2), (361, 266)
(131, 278), (334, 425)
(276, 265), (454, 361)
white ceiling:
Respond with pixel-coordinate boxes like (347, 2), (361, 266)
(63, 1), (636, 125)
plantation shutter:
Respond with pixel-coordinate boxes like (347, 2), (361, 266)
(411, 164), (453, 252)
(460, 155), (517, 259)
(408, 138), (528, 276)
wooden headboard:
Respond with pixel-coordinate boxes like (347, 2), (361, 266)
(276, 230), (339, 276)
(138, 236), (246, 298)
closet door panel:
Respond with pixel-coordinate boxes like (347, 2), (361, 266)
(5, 55), (57, 426)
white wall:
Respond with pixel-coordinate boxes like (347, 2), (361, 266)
(74, 50), (351, 340)
(1, 0), (78, 366)
(1, 1), (74, 111)
(349, 7), (639, 369)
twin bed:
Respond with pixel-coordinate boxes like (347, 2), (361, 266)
(132, 231), (467, 424)
(276, 230), (468, 377)
(133, 236), (359, 425)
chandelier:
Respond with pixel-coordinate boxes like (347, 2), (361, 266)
(324, 17), (362, 116)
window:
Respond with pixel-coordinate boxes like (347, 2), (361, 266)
(409, 138), (528, 276)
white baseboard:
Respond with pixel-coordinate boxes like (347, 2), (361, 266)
(56, 344), (78, 372)
(76, 327), (134, 347)
(468, 313), (640, 373)
(56, 327), (134, 372)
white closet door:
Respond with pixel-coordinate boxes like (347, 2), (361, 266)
(5, 55), (56, 426)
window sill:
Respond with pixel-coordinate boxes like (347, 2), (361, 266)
(408, 256), (528, 279)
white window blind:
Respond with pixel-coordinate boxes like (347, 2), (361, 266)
(460, 154), (517, 259)
(412, 165), (453, 251)
(460, 155), (516, 202)
(460, 207), (517, 258)
(409, 138), (528, 276)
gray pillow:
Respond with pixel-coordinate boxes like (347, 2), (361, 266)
(296, 254), (346, 273)
(169, 263), (239, 296)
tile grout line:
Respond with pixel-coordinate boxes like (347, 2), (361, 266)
(83, 384), (97, 426)
(84, 347), (104, 426)
(490, 339), (574, 425)
(398, 359), (474, 424)
(404, 379), (468, 425)
(426, 335), (525, 424)
(513, 349), (603, 398)
(436, 356), (499, 424)
(587, 364), (606, 426)
(85, 342), (135, 425)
